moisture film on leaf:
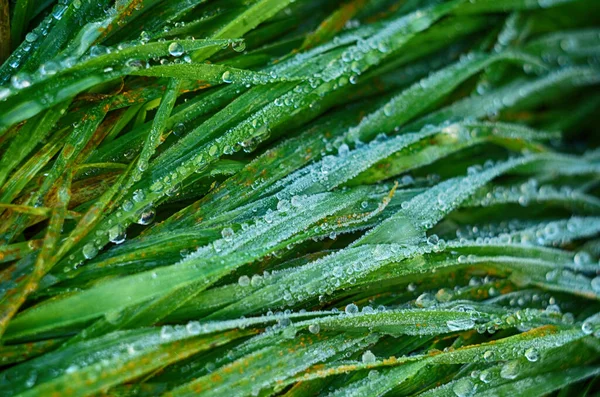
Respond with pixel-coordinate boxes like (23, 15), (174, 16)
(0, 0), (599, 396)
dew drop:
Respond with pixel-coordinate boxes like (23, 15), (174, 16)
(25, 32), (38, 43)
(427, 234), (439, 245)
(446, 318), (475, 332)
(308, 323), (320, 334)
(132, 189), (145, 203)
(345, 303), (359, 315)
(574, 251), (591, 266)
(250, 274), (262, 287)
(238, 275), (250, 287)
(452, 378), (475, 397)
(168, 42), (184, 57)
(160, 326), (173, 340)
(10, 73), (31, 89)
(136, 207), (156, 225)
(361, 350), (376, 364)
(186, 321), (201, 335)
(221, 227), (234, 241)
(479, 369), (492, 383)
(232, 41), (246, 52)
(500, 360), (519, 379)
(0, 87), (10, 100)
(82, 243), (98, 260)
(222, 71), (232, 83)
(140, 31), (150, 42)
(524, 347), (539, 362)
(108, 225), (126, 244)
(582, 321), (594, 335)
(415, 293), (436, 308)
(591, 277), (600, 293)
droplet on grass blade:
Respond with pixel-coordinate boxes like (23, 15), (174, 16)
(168, 42), (184, 57)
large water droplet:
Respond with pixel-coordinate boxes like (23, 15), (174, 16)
(232, 41), (246, 52)
(452, 378), (475, 397)
(221, 71), (232, 83)
(345, 303), (359, 314)
(82, 242), (98, 259)
(446, 318), (475, 332)
(361, 350), (376, 364)
(136, 207), (156, 225)
(500, 360), (519, 379)
(238, 275), (250, 287)
(168, 42), (184, 57)
(524, 347), (539, 362)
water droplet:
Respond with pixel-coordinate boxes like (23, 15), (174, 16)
(308, 324), (320, 334)
(222, 71), (232, 83)
(415, 293), (436, 308)
(524, 347), (539, 362)
(168, 42), (184, 57)
(136, 207), (155, 225)
(361, 350), (376, 364)
(140, 31), (150, 43)
(500, 360), (519, 379)
(132, 189), (145, 203)
(338, 143), (350, 156)
(10, 73), (31, 89)
(345, 303), (359, 314)
(427, 234), (439, 245)
(238, 275), (250, 287)
(479, 369), (492, 383)
(574, 251), (591, 266)
(291, 195), (303, 208)
(122, 200), (133, 211)
(591, 277), (600, 293)
(25, 32), (38, 43)
(452, 378), (475, 397)
(186, 321), (201, 335)
(232, 41), (246, 52)
(82, 243), (98, 259)
(160, 326), (173, 339)
(108, 225), (126, 244)
(446, 318), (475, 331)
(250, 274), (262, 287)
(221, 227), (234, 241)
(0, 87), (10, 100)
(483, 350), (495, 362)
(582, 321), (594, 335)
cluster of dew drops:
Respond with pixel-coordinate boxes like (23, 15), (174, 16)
(1, 22), (251, 101)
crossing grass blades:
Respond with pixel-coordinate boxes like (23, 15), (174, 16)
(0, 0), (600, 396)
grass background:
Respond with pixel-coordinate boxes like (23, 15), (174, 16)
(0, 0), (600, 395)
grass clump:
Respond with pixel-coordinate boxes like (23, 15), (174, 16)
(1, 0), (600, 396)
